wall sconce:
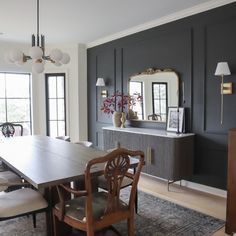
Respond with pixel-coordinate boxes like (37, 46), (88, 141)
(214, 62), (232, 124)
(96, 78), (108, 98)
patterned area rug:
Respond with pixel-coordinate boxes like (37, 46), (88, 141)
(0, 190), (224, 236)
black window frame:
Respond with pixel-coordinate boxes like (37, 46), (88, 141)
(45, 73), (67, 137)
(152, 82), (168, 119)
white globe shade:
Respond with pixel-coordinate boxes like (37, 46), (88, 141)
(15, 60), (25, 66)
(29, 46), (43, 60)
(60, 53), (70, 64)
(32, 62), (44, 73)
(9, 49), (23, 62)
(54, 61), (62, 67)
(4, 52), (14, 63)
(50, 49), (63, 62)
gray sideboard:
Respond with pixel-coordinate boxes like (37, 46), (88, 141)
(103, 126), (195, 187)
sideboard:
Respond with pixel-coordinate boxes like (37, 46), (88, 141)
(103, 126), (195, 189)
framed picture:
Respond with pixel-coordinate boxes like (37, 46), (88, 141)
(166, 107), (185, 133)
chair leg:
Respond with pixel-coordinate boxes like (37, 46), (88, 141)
(135, 190), (138, 214)
(32, 213), (36, 228)
(127, 216), (134, 236)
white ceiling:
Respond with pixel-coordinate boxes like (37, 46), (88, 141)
(0, 0), (234, 46)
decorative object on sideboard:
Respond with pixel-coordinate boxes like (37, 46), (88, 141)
(5, 0), (70, 73)
(166, 107), (185, 133)
(100, 91), (142, 127)
(96, 78), (108, 98)
(215, 62), (232, 125)
(120, 112), (126, 128)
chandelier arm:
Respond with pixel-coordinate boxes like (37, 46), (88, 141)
(42, 55), (55, 63)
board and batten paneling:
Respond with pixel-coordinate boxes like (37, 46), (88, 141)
(87, 2), (236, 190)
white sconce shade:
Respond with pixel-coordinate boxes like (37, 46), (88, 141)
(96, 78), (107, 97)
(215, 62), (231, 76)
(96, 78), (105, 86)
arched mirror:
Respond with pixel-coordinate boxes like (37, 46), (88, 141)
(128, 68), (179, 123)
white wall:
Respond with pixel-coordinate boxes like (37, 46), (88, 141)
(0, 40), (87, 142)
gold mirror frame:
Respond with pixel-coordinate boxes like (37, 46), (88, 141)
(128, 68), (179, 123)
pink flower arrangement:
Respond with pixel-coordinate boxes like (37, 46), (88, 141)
(101, 91), (142, 115)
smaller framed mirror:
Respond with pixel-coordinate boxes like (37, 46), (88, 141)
(128, 68), (179, 123)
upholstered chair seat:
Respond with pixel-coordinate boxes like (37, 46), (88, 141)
(0, 188), (48, 219)
(55, 191), (128, 222)
(0, 170), (22, 184)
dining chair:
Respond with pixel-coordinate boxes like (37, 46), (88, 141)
(56, 136), (71, 142)
(98, 146), (139, 213)
(53, 148), (145, 236)
(74, 140), (93, 147)
(0, 122), (24, 191)
(0, 177), (48, 228)
(0, 122), (23, 137)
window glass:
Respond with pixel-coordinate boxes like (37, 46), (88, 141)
(153, 83), (167, 121)
(0, 73), (31, 135)
(7, 99), (31, 122)
(57, 76), (64, 98)
(49, 99), (57, 120)
(48, 76), (57, 98)
(6, 74), (30, 98)
(46, 74), (66, 137)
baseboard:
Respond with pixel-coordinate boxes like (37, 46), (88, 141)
(179, 180), (227, 198)
(141, 173), (227, 198)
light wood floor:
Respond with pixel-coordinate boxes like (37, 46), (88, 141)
(138, 174), (228, 236)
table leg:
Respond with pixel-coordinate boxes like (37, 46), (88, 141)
(44, 185), (72, 236)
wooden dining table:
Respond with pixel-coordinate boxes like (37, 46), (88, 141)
(0, 135), (139, 236)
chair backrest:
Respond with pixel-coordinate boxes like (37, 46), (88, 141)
(147, 114), (162, 121)
(0, 122), (23, 137)
(55, 136), (70, 142)
(75, 141), (93, 147)
(85, 148), (144, 216)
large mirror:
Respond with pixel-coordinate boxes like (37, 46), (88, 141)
(128, 68), (179, 123)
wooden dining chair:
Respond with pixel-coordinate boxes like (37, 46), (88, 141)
(0, 122), (24, 191)
(97, 146), (140, 213)
(0, 178), (48, 228)
(53, 148), (145, 236)
(74, 141), (93, 147)
(0, 122), (23, 137)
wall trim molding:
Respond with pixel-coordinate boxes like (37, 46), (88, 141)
(87, 0), (235, 49)
(142, 173), (227, 198)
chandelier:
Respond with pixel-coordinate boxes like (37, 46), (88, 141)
(5, 0), (70, 73)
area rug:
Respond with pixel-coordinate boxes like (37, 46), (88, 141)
(0, 190), (224, 236)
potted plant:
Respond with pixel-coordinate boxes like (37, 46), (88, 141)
(100, 91), (142, 127)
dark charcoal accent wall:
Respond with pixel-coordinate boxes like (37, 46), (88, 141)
(87, 3), (236, 190)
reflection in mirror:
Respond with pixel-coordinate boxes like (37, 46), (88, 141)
(128, 69), (179, 123)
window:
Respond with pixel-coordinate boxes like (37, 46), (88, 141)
(129, 81), (143, 119)
(152, 82), (167, 121)
(0, 72), (32, 135)
(45, 73), (66, 137)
